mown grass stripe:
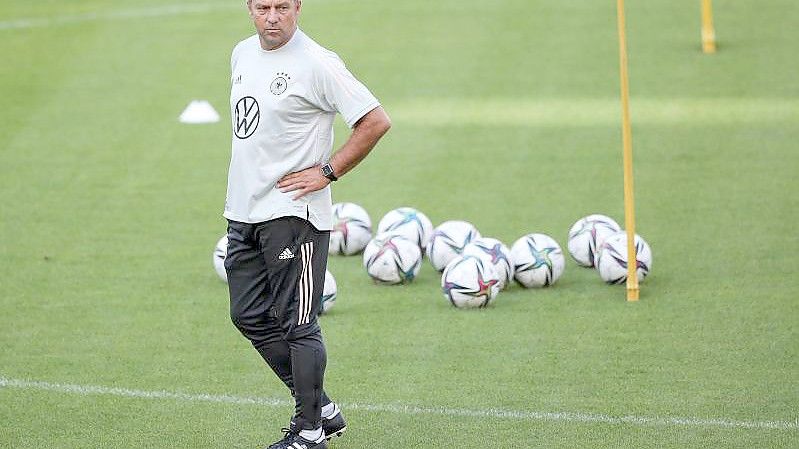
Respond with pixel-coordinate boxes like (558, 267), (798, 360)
(0, 3), (240, 31)
(388, 98), (799, 126)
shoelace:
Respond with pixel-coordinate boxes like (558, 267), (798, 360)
(268, 427), (298, 449)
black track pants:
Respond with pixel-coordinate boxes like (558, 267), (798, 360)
(225, 216), (332, 430)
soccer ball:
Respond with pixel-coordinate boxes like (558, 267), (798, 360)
(319, 269), (337, 314)
(376, 207), (434, 250)
(441, 256), (500, 308)
(462, 237), (514, 290)
(426, 220), (481, 271)
(212, 235), (228, 283)
(510, 233), (565, 288)
(329, 202), (372, 255)
(567, 214), (621, 267)
(362, 233), (423, 284)
(596, 232), (653, 284)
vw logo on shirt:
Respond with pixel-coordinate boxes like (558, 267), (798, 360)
(234, 96), (259, 139)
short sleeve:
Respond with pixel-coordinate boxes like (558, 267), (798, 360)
(230, 42), (242, 73)
(310, 52), (380, 128)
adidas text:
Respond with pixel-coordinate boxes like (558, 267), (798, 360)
(279, 248), (295, 260)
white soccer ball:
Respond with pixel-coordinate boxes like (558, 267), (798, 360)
(329, 202), (372, 255)
(212, 235), (228, 283)
(462, 237), (514, 290)
(441, 256), (501, 308)
(510, 233), (566, 288)
(362, 233), (423, 284)
(567, 214), (622, 267)
(319, 269), (337, 314)
(596, 232), (653, 284)
(426, 220), (481, 271)
(376, 207), (434, 250)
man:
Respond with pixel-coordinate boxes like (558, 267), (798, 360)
(223, 0), (391, 448)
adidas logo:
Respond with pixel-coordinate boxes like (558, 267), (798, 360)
(278, 248), (295, 260)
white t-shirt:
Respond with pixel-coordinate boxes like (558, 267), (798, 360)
(224, 29), (380, 230)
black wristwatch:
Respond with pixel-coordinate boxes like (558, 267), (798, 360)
(321, 163), (338, 182)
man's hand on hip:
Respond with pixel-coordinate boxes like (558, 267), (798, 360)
(277, 165), (331, 200)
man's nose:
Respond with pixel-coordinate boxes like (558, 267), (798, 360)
(266, 9), (279, 24)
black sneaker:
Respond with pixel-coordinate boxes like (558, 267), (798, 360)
(265, 427), (295, 449)
(266, 427), (327, 449)
(322, 409), (347, 440)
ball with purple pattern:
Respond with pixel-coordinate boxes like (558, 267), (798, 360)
(426, 220), (481, 271)
(462, 237), (514, 290)
(596, 232), (652, 284)
(319, 269), (337, 314)
(377, 207), (434, 250)
(567, 214), (621, 268)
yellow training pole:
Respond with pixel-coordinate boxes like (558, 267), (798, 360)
(702, 0), (716, 54)
(701, 0), (717, 53)
(616, 0), (639, 301)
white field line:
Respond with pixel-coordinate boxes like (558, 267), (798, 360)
(0, 3), (241, 31)
(1, 376), (797, 432)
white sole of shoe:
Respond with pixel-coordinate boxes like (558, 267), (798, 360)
(325, 425), (346, 440)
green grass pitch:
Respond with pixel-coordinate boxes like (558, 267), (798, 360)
(1, 0), (797, 448)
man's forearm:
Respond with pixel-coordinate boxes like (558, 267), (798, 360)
(329, 106), (391, 178)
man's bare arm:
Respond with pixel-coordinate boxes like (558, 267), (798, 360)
(277, 106), (391, 199)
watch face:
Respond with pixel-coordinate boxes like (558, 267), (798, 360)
(322, 164), (336, 180)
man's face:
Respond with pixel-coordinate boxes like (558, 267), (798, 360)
(248, 0), (301, 50)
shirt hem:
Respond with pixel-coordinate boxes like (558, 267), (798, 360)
(223, 210), (332, 231)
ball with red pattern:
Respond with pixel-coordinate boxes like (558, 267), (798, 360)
(329, 202), (372, 256)
(363, 233), (422, 284)
(441, 255), (500, 308)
